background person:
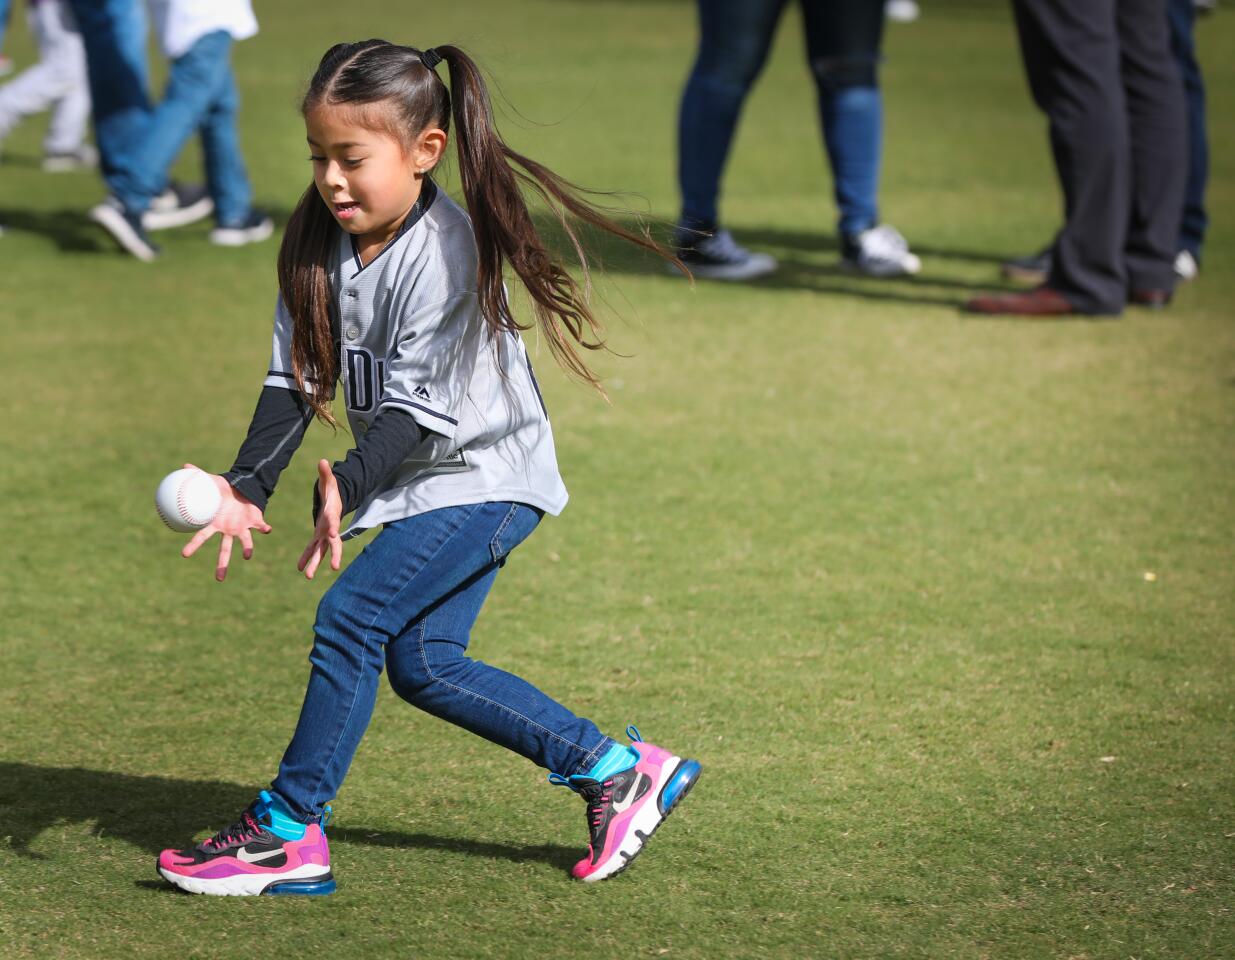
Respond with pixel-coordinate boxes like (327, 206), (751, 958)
(0, 0), (12, 75)
(1001, 0), (1209, 287)
(0, 0), (94, 171)
(89, 0), (271, 259)
(673, 0), (920, 281)
(969, 0), (1187, 316)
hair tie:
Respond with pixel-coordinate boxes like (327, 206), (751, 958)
(420, 48), (442, 71)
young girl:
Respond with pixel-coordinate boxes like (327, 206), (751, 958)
(157, 40), (700, 896)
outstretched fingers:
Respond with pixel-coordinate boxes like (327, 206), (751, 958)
(215, 534), (234, 582)
(182, 525), (215, 559)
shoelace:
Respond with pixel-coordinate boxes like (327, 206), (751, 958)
(579, 779), (616, 842)
(202, 810), (263, 851)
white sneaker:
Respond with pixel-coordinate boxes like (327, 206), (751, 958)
(886, 0), (921, 23)
(842, 224), (922, 277)
(42, 144), (99, 172)
(1174, 250), (1199, 282)
(673, 227), (777, 281)
(144, 183), (214, 231)
(90, 197), (160, 262)
(210, 210), (274, 247)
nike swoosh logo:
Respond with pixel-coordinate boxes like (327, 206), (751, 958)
(611, 774), (645, 814)
(236, 846), (286, 864)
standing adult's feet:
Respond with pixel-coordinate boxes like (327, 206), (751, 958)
(964, 286), (1104, 317)
(672, 225), (777, 281)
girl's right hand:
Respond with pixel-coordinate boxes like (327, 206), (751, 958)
(179, 463), (272, 582)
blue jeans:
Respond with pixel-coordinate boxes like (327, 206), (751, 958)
(677, 0), (886, 238)
(64, 0), (150, 191)
(271, 502), (613, 823)
(0, 0), (10, 52)
(111, 30), (252, 223)
(1167, 0), (1207, 261)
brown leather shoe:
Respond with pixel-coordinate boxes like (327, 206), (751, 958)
(964, 286), (1080, 316)
(1129, 288), (1172, 309)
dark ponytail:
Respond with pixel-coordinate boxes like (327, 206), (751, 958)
(433, 44), (681, 394)
(280, 40), (682, 420)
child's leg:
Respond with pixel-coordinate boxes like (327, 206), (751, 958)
(270, 503), (605, 822)
(384, 548), (611, 779)
(197, 59), (253, 226)
(109, 30), (233, 214)
(41, 0), (91, 155)
(0, 1), (80, 144)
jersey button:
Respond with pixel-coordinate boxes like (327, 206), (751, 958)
(345, 289), (358, 298)
(346, 325), (360, 340)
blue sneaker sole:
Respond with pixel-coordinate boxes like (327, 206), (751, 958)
(264, 875), (336, 896)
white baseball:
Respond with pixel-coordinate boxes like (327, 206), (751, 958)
(155, 468), (222, 532)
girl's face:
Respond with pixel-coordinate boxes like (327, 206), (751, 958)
(305, 104), (444, 248)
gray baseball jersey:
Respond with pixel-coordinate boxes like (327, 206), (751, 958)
(264, 183), (568, 537)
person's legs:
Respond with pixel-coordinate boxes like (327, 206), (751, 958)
(64, 0), (148, 192)
(197, 63), (253, 226)
(1011, 0), (1128, 314)
(384, 558), (609, 779)
(111, 30), (233, 215)
(1118, 0), (1187, 297)
(271, 502), (611, 823)
(802, 0), (886, 238)
(677, 0), (789, 229)
(1166, 0), (1206, 265)
(40, 0), (91, 156)
(0, 3), (68, 141)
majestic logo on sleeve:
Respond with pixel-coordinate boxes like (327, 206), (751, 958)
(412, 385), (431, 400)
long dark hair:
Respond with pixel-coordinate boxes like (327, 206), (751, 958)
(279, 39), (682, 422)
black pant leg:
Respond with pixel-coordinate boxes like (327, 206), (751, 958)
(1012, 0), (1128, 313)
(1118, 0), (1188, 291)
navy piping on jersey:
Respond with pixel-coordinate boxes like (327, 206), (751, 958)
(268, 370), (296, 381)
(380, 395), (459, 426)
(348, 178), (439, 278)
(524, 355), (549, 420)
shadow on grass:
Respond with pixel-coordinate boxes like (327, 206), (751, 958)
(532, 214), (1008, 308)
(0, 762), (577, 873)
(0, 207), (111, 254)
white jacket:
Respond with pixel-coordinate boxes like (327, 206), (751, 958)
(147, 0), (258, 59)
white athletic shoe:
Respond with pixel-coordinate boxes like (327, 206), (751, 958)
(673, 227), (778, 281)
(90, 197), (160, 262)
(144, 183), (214, 231)
(886, 0), (921, 23)
(1174, 250), (1199, 282)
(842, 224), (922, 277)
(42, 144), (99, 173)
(210, 210), (274, 247)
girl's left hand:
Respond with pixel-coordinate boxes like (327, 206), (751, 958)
(298, 459), (344, 579)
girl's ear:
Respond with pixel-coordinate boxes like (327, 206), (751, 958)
(413, 127), (448, 174)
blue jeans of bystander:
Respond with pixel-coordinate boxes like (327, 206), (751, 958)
(110, 30), (251, 223)
(677, 0), (886, 238)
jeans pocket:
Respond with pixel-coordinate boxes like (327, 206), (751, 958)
(489, 503), (541, 564)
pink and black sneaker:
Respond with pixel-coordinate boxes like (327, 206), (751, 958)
(157, 790), (334, 896)
(550, 726), (701, 882)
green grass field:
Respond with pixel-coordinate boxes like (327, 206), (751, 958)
(1, 1), (1232, 957)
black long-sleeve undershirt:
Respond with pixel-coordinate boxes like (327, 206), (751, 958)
(222, 385), (435, 519)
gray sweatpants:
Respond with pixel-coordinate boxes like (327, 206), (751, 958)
(0, 0), (91, 154)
